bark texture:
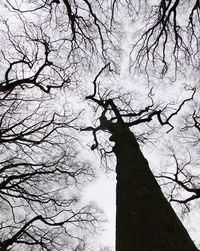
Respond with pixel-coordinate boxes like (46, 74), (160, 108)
(108, 123), (197, 251)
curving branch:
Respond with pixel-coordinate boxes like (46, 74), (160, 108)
(0, 37), (69, 94)
(0, 205), (98, 250)
(156, 154), (200, 206)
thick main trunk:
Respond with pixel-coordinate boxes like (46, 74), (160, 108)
(109, 124), (197, 251)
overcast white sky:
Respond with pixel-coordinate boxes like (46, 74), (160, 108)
(84, 172), (116, 250)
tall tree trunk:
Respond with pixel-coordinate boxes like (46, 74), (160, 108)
(109, 123), (197, 251)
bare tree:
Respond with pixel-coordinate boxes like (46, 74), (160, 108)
(0, 13), (101, 251)
(5, 0), (121, 72)
(82, 64), (198, 250)
(129, 0), (200, 78)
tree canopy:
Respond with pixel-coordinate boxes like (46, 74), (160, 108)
(0, 0), (200, 250)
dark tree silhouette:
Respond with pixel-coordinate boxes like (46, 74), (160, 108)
(83, 64), (198, 250)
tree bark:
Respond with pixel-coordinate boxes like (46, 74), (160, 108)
(109, 123), (198, 251)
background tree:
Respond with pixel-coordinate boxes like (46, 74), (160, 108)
(129, 0), (200, 78)
(0, 12), (102, 251)
(5, 0), (120, 72)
